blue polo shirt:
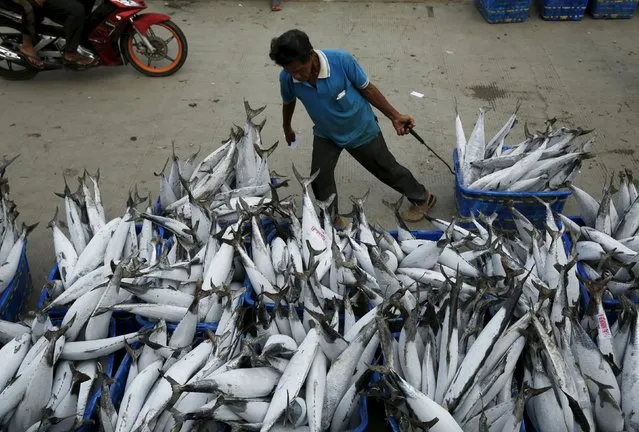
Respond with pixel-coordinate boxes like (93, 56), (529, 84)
(279, 49), (381, 149)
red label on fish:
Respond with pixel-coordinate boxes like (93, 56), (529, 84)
(597, 312), (612, 339)
(310, 225), (327, 243)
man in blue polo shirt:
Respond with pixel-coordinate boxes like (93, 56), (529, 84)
(269, 29), (436, 227)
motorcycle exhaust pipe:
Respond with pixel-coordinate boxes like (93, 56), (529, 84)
(0, 46), (22, 61)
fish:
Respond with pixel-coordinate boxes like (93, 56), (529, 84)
(18, 104), (637, 432)
(457, 109), (593, 192)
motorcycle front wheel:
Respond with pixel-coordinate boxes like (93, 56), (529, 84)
(122, 20), (188, 77)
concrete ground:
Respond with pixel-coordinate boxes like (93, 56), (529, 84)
(0, 0), (638, 313)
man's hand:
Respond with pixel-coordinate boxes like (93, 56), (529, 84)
(392, 114), (416, 136)
(34, 0), (46, 7)
(284, 127), (296, 146)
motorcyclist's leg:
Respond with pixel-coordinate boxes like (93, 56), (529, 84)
(42, 0), (92, 64)
(10, 0), (44, 67)
(78, 0), (96, 44)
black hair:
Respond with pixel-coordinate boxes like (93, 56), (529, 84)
(269, 29), (313, 67)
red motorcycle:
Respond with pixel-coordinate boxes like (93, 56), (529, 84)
(0, 0), (187, 80)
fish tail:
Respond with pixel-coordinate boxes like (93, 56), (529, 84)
(22, 222), (40, 238)
(84, 168), (100, 185)
(123, 341), (140, 365)
(164, 374), (186, 409)
(260, 285), (291, 307)
(625, 168), (634, 184)
(252, 117), (268, 133)
(168, 407), (186, 426)
(244, 100), (266, 122)
(47, 206), (61, 230)
(0, 154), (19, 177)
(53, 172), (72, 199)
(255, 141), (279, 160)
(291, 163), (319, 189)
(582, 278), (607, 303)
(153, 157), (170, 177)
(231, 124), (245, 142)
(317, 193), (336, 212)
(349, 189), (370, 209)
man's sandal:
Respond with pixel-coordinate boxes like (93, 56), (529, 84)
(20, 50), (44, 69)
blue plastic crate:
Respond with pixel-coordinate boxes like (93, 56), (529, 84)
(475, 0), (533, 22)
(589, 0), (637, 17)
(0, 241), (31, 322)
(541, 0), (589, 19)
(453, 150), (571, 231)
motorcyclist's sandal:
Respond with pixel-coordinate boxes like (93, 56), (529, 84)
(20, 50), (45, 69)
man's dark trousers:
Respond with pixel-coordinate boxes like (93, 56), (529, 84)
(310, 132), (427, 220)
(42, 0), (85, 53)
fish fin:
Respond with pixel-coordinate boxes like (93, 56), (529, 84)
(46, 206), (61, 229)
(164, 375), (184, 409)
(561, 390), (593, 432)
(253, 117), (268, 133)
(84, 168), (100, 186)
(22, 222), (39, 237)
(61, 171), (73, 198)
(69, 363), (91, 389)
(153, 157), (170, 177)
(349, 189), (370, 209)
(231, 124), (245, 142)
(291, 163), (320, 190)
(317, 193), (336, 212)
(255, 141), (279, 161)
(0, 154), (19, 177)
(244, 100), (266, 122)
(168, 407), (186, 426)
(261, 284), (291, 307)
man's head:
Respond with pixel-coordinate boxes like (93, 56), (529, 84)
(269, 29), (315, 82)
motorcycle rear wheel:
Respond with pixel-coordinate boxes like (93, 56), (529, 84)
(0, 19), (38, 81)
(122, 20), (187, 78)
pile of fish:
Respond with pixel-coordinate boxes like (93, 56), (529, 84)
(45, 175), (249, 327)
(0, 155), (35, 297)
(155, 100), (285, 224)
(0, 304), (151, 431)
(105, 293), (383, 432)
(456, 105), (594, 192)
(371, 203), (638, 432)
(569, 170), (639, 304)
(218, 167), (488, 313)
(103, 290), (246, 432)
(30, 101), (638, 432)
(45, 168), (168, 305)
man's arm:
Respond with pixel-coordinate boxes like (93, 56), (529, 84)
(359, 83), (400, 122)
(359, 83), (415, 136)
(282, 100), (296, 145)
(283, 99), (296, 130)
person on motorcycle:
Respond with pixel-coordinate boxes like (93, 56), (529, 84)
(40, 0), (94, 65)
(18, 0), (93, 66)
